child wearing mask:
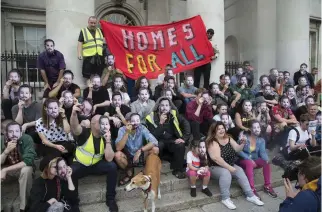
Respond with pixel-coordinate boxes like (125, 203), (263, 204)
(186, 139), (212, 198)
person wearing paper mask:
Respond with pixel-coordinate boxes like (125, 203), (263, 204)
(107, 74), (131, 106)
(294, 63), (315, 88)
(179, 74), (197, 104)
(101, 54), (125, 87)
(70, 112), (118, 212)
(1, 121), (36, 212)
(35, 98), (75, 160)
(186, 139), (212, 197)
(2, 69), (22, 120)
(11, 84), (43, 147)
(131, 88), (155, 123)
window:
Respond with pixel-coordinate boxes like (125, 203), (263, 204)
(12, 25), (46, 83)
(309, 20), (321, 71)
(14, 25), (46, 53)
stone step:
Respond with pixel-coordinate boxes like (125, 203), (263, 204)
(80, 169), (285, 212)
(2, 165), (284, 212)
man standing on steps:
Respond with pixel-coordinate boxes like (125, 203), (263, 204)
(77, 16), (105, 79)
(70, 104), (118, 212)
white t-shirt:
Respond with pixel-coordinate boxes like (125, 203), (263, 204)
(213, 114), (235, 128)
(286, 126), (312, 153)
(186, 151), (200, 172)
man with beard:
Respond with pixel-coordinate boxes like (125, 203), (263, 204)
(106, 92), (131, 139)
(220, 75), (241, 108)
(2, 69), (22, 120)
(37, 39), (66, 90)
(231, 66), (245, 86)
(179, 75), (197, 104)
(272, 96), (298, 133)
(70, 109), (118, 212)
(1, 121), (36, 212)
(294, 63), (315, 88)
(255, 84), (278, 109)
(77, 16), (105, 79)
(146, 97), (191, 179)
(295, 95), (315, 121)
(242, 61), (255, 87)
(101, 54), (125, 87)
(83, 75), (111, 115)
(44, 70), (81, 100)
(12, 84), (42, 145)
(59, 90), (75, 122)
(131, 88), (155, 123)
(114, 113), (158, 186)
(186, 89), (214, 140)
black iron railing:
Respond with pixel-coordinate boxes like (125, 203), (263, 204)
(1, 51), (44, 99)
(225, 61), (244, 76)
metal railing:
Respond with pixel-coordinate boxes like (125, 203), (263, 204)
(1, 51), (44, 99)
(225, 61), (244, 76)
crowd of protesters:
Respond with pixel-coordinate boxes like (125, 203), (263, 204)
(1, 16), (321, 212)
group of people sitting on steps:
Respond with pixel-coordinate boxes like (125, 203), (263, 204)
(1, 40), (321, 212)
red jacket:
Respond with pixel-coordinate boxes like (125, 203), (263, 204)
(185, 100), (213, 123)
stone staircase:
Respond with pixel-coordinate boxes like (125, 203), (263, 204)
(1, 160), (284, 212)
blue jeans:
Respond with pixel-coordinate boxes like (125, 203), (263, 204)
(71, 160), (117, 203)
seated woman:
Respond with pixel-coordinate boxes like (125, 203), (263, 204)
(27, 156), (79, 212)
(131, 76), (153, 102)
(107, 74), (130, 106)
(279, 156), (321, 212)
(230, 100), (255, 140)
(255, 97), (272, 139)
(238, 120), (277, 199)
(206, 122), (264, 209)
(235, 76), (255, 106)
(36, 98), (75, 162)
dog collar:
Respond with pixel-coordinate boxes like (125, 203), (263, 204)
(142, 175), (152, 193)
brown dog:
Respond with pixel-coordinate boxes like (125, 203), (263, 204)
(125, 153), (161, 212)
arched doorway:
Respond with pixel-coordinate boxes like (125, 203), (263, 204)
(101, 11), (136, 25)
(225, 35), (239, 61)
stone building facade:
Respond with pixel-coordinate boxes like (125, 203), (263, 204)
(1, 0), (321, 88)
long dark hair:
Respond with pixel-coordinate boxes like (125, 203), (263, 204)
(42, 98), (63, 129)
(135, 76), (151, 91)
(205, 122), (228, 149)
(111, 74), (127, 92)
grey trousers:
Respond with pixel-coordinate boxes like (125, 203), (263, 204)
(210, 164), (254, 200)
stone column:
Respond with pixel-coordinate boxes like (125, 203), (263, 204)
(277, 0), (310, 75)
(186, 0), (225, 85)
(46, 0), (95, 88)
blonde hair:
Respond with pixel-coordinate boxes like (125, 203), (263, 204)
(41, 157), (59, 179)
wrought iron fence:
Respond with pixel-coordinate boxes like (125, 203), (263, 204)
(225, 61), (244, 76)
(1, 51), (44, 99)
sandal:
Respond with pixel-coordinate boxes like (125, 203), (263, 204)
(172, 170), (186, 179)
(118, 168), (134, 186)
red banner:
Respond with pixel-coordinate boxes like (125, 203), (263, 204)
(100, 15), (214, 80)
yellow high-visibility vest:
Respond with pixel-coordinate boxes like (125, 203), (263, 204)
(74, 133), (105, 166)
(146, 110), (183, 137)
(81, 28), (104, 57)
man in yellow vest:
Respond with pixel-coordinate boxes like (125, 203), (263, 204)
(77, 16), (105, 79)
(145, 97), (191, 179)
(70, 104), (118, 212)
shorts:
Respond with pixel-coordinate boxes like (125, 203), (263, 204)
(186, 169), (210, 178)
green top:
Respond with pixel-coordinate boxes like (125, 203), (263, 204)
(1, 134), (36, 166)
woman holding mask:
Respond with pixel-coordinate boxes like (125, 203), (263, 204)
(27, 156), (79, 212)
(206, 122), (264, 209)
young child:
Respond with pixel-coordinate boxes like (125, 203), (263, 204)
(186, 139), (212, 197)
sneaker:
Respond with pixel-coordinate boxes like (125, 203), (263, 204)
(253, 189), (262, 200)
(221, 198), (237, 210)
(190, 187), (197, 197)
(107, 200), (119, 212)
(246, 195), (264, 206)
(201, 187), (213, 197)
(264, 186), (278, 198)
